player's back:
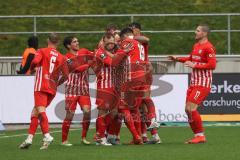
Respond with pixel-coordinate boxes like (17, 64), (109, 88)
(34, 47), (65, 95)
(121, 38), (147, 84)
(122, 38), (143, 63)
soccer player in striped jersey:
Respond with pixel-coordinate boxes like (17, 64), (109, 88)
(168, 24), (216, 144)
(94, 33), (131, 145)
(118, 27), (152, 144)
(19, 33), (68, 150)
(129, 22), (161, 144)
(61, 36), (94, 146)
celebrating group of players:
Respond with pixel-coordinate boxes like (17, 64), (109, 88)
(18, 22), (216, 150)
(19, 22), (161, 149)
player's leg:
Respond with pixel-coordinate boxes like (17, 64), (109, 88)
(130, 106), (142, 137)
(79, 96), (91, 145)
(19, 91), (53, 149)
(119, 102), (142, 145)
(114, 110), (122, 144)
(107, 107), (120, 145)
(62, 97), (77, 146)
(37, 106), (53, 150)
(139, 104), (148, 143)
(140, 98), (161, 144)
(96, 109), (112, 146)
(95, 88), (119, 145)
(19, 107), (39, 149)
(142, 97), (159, 131)
(120, 90), (142, 144)
(36, 92), (55, 149)
(185, 87), (210, 144)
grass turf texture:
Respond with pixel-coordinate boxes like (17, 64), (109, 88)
(0, 126), (239, 160)
(0, 0), (240, 56)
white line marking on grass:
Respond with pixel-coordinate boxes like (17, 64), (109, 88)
(0, 128), (80, 139)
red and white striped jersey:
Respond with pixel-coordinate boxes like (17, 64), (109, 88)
(121, 38), (147, 86)
(135, 34), (149, 62)
(65, 72), (89, 97)
(33, 47), (66, 95)
(64, 49), (92, 97)
(178, 40), (216, 88)
(94, 47), (116, 89)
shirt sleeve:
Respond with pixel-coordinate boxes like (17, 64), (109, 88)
(104, 51), (127, 67)
(57, 57), (69, 86)
(96, 49), (127, 67)
(177, 56), (191, 63)
(30, 49), (43, 69)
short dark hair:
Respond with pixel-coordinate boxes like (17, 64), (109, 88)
(48, 33), (60, 44)
(119, 27), (133, 38)
(106, 23), (118, 32)
(129, 22), (141, 30)
(63, 36), (75, 49)
(103, 33), (114, 42)
(199, 24), (210, 34)
(28, 36), (38, 49)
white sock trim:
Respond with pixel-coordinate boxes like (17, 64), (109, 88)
(195, 133), (204, 137)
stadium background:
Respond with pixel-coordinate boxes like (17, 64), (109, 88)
(0, 1), (240, 160)
(0, 0), (240, 56)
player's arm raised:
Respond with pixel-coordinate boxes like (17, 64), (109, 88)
(102, 43), (133, 66)
(134, 35), (150, 44)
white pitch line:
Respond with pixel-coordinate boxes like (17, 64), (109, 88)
(0, 128), (81, 139)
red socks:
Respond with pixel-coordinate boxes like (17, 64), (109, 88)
(96, 116), (106, 138)
(141, 119), (147, 136)
(62, 119), (71, 142)
(131, 109), (142, 136)
(28, 116), (38, 135)
(114, 116), (122, 136)
(120, 109), (139, 139)
(39, 112), (49, 135)
(187, 110), (204, 134)
(144, 98), (156, 120)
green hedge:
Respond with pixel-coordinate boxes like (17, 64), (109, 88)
(0, 0), (239, 56)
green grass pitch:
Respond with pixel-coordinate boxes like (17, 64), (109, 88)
(0, 126), (239, 160)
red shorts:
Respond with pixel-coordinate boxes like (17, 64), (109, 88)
(186, 86), (211, 105)
(96, 88), (119, 110)
(120, 85), (148, 109)
(34, 91), (55, 107)
(65, 96), (91, 112)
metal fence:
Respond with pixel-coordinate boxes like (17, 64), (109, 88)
(1, 55), (239, 75)
(0, 13), (240, 54)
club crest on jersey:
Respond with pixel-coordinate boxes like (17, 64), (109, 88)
(66, 59), (72, 65)
(100, 53), (106, 59)
(198, 50), (202, 54)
